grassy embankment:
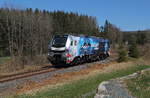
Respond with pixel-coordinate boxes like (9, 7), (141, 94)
(0, 57), (10, 64)
(0, 56), (49, 77)
(125, 69), (150, 98)
(14, 65), (150, 98)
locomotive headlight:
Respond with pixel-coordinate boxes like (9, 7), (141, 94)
(62, 52), (66, 57)
(48, 52), (54, 57)
(62, 49), (70, 58)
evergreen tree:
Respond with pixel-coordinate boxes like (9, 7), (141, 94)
(128, 36), (140, 58)
(128, 42), (140, 58)
(103, 20), (122, 45)
(136, 31), (147, 45)
(0, 8), (100, 57)
(118, 44), (128, 62)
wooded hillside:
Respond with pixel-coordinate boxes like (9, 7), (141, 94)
(0, 8), (99, 57)
(0, 8), (149, 58)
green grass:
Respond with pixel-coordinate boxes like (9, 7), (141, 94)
(125, 69), (150, 98)
(0, 57), (10, 64)
(14, 65), (150, 98)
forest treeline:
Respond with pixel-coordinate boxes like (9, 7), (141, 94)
(0, 8), (150, 58)
(0, 8), (99, 57)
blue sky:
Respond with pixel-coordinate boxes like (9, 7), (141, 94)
(0, 0), (149, 31)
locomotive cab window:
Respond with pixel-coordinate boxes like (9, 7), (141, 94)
(71, 41), (73, 46)
(74, 40), (77, 46)
(52, 35), (68, 47)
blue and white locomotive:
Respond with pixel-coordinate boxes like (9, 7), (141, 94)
(48, 34), (110, 65)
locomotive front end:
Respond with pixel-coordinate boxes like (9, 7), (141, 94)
(48, 35), (73, 65)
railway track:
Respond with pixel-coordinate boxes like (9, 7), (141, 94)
(0, 68), (56, 83)
(0, 57), (116, 94)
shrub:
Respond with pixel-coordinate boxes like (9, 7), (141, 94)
(128, 42), (140, 58)
(118, 44), (128, 62)
(118, 49), (128, 62)
(0, 55), (49, 73)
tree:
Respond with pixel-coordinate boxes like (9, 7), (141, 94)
(136, 31), (147, 45)
(0, 8), (99, 58)
(103, 20), (122, 46)
(117, 44), (128, 62)
(128, 36), (140, 58)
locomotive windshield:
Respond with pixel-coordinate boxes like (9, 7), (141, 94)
(52, 35), (68, 47)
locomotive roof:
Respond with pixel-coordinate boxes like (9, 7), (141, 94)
(53, 34), (109, 41)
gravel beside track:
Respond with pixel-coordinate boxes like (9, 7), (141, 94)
(0, 57), (115, 94)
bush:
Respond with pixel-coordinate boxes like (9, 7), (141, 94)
(0, 57), (24, 73)
(118, 49), (128, 62)
(129, 43), (140, 58)
(117, 44), (128, 62)
(32, 55), (49, 66)
(0, 55), (49, 73)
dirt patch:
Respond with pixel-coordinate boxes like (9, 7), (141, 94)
(16, 60), (142, 95)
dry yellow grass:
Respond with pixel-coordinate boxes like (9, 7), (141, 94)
(0, 64), (51, 77)
(0, 55), (50, 76)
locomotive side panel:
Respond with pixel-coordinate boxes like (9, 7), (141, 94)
(47, 34), (110, 65)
